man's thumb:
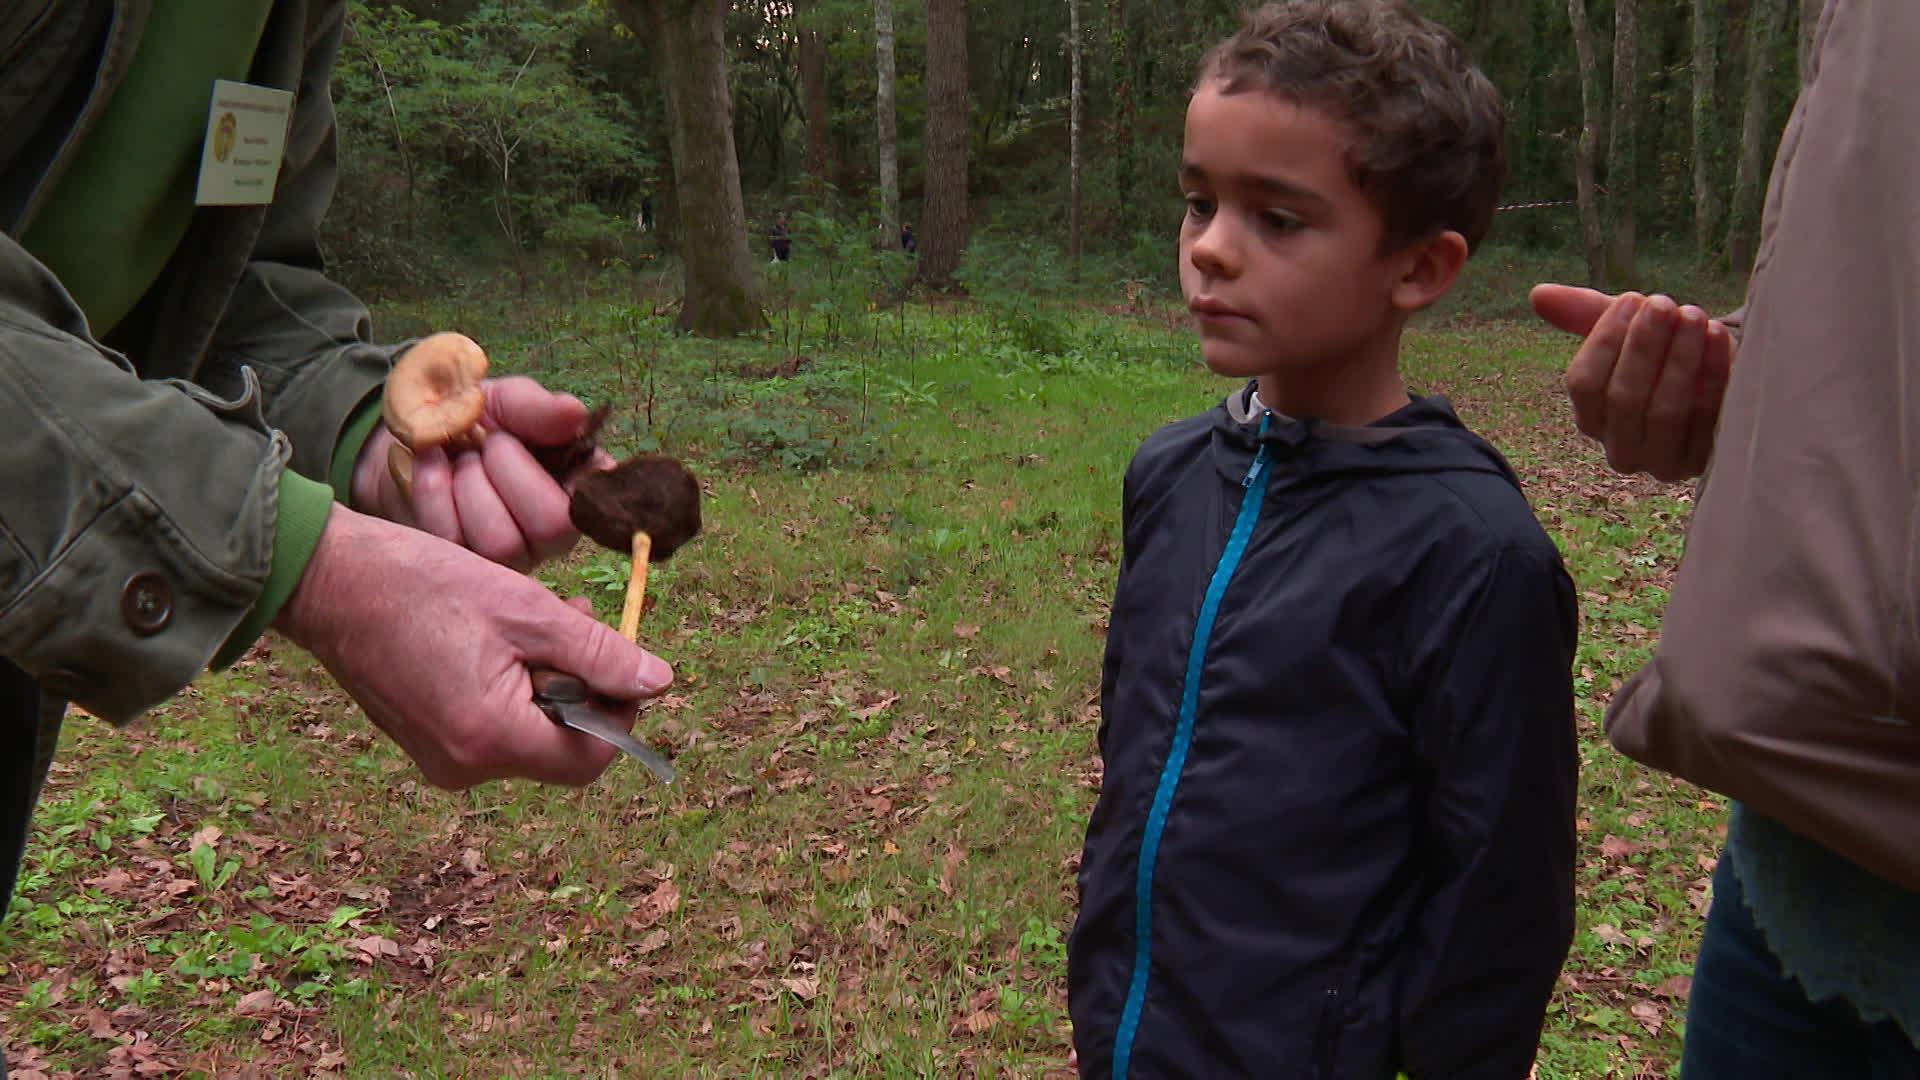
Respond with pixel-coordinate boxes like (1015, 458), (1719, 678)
(537, 603), (673, 702)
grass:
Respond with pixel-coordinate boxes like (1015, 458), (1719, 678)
(2, 246), (1735, 1078)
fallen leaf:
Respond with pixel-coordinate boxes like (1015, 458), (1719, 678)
(1629, 999), (1665, 1035)
(954, 623), (980, 639)
(635, 929), (671, 955)
(235, 989), (279, 1017)
(352, 935), (401, 961)
(938, 844), (966, 898)
(86, 869), (135, 896)
(629, 880), (682, 929)
(852, 693), (899, 720)
(952, 1007), (997, 1035)
(1600, 835), (1645, 860)
(781, 976), (821, 1000)
(189, 825), (222, 851)
(1655, 975), (1694, 1001)
(1591, 923), (1635, 948)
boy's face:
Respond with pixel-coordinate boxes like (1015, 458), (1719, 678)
(1178, 83), (1406, 383)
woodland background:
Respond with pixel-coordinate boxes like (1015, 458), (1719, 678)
(0, 2), (1827, 1077)
(323, 0), (1819, 321)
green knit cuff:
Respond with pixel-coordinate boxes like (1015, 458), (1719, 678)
(211, 468), (334, 668)
(328, 399), (385, 504)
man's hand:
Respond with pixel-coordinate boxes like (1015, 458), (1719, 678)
(352, 376), (616, 570)
(1531, 284), (1736, 483)
(273, 506), (669, 788)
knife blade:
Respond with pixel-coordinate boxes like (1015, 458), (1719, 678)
(529, 670), (676, 784)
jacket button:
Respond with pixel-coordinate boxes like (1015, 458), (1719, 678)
(121, 573), (174, 636)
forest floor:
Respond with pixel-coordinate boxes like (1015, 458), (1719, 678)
(1, 248), (1746, 1078)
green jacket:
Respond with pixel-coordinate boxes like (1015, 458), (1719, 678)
(0, 1), (396, 915)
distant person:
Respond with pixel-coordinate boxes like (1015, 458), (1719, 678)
(1068, 3), (1577, 1078)
(0, 0), (674, 1029)
(900, 222), (917, 255)
(637, 194), (654, 233)
(1533, 0), (1920, 1073)
(769, 212), (791, 262)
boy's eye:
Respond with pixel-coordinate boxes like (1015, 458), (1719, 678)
(1184, 195), (1216, 219)
(1263, 211), (1305, 233)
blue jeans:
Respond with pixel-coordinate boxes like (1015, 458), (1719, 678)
(1681, 853), (1920, 1079)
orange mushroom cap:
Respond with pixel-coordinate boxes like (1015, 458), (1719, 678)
(381, 332), (490, 452)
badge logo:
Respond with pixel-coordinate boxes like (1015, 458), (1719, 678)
(212, 112), (238, 164)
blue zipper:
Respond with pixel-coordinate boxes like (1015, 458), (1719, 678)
(1112, 418), (1273, 1078)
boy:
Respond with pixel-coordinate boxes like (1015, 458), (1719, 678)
(1068, 4), (1578, 1077)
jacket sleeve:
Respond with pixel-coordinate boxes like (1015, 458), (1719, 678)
(0, 4), (391, 724)
(0, 234), (293, 725)
(1396, 542), (1579, 1080)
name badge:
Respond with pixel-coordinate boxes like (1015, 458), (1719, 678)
(194, 79), (294, 206)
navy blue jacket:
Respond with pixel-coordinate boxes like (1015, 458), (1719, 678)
(1070, 387), (1577, 1079)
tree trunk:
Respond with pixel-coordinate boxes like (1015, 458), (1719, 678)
(613, 0), (765, 336)
(1108, 0), (1135, 238)
(919, 0), (970, 288)
(1069, 0), (1083, 280)
(1606, 0), (1639, 288)
(875, 0), (899, 238)
(1728, 0), (1787, 272)
(800, 28), (830, 195)
(1799, 0), (1823, 86)
(1691, 0), (1723, 263)
(1566, 0), (1606, 285)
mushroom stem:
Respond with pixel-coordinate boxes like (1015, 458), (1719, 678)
(618, 530), (653, 643)
(387, 443), (417, 501)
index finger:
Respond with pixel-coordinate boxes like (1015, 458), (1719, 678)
(1603, 295), (1681, 470)
(1564, 292), (1645, 441)
(481, 431), (580, 562)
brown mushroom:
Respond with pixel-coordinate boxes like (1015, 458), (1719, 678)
(536, 453), (701, 783)
(380, 333), (490, 498)
(568, 456), (703, 641)
(522, 405), (705, 642)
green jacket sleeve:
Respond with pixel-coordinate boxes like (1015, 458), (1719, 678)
(0, 236), (296, 725)
(0, 2), (395, 723)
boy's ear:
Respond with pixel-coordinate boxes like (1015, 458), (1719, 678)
(1390, 230), (1470, 313)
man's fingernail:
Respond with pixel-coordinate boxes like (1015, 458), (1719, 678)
(638, 654), (672, 693)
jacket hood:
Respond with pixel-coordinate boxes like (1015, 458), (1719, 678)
(1213, 380), (1522, 490)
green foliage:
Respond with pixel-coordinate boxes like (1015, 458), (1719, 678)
(580, 551), (634, 595)
(757, 207), (917, 356)
(329, 0), (649, 289)
(187, 843), (240, 893)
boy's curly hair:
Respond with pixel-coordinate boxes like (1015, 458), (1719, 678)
(1198, 0), (1507, 253)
